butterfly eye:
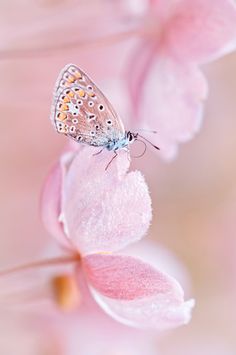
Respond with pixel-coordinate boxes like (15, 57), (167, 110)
(95, 125), (99, 130)
(128, 134), (134, 142)
(106, 120), (112, 125)
(77, 100), (83, 106)
(72, 118), (78, 124)
(88, 101), (94, 107)
(90, 131), (95, 136)
(98, 104), (104, 111)
(87, 85), (93, 91)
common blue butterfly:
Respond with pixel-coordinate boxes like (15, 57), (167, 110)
(50, 64), (159, 163)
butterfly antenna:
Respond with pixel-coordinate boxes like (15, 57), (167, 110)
(135, 129), (157, 134)
(137, 134), (160, 150)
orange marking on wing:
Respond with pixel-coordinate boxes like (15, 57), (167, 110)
(60, 104), (69, 111)
(62, 96), (70, 103)
(57, 112), (67, 121)
(68, 91), (74, 98)
(88, 91), (95, 98)
(74, 71), (82, 79)
(78, 89), (85, 97)
(68, 75), (76, 83)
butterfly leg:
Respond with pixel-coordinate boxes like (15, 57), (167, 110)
(105, 150), (118, 171)
(93, 148), (104, 156)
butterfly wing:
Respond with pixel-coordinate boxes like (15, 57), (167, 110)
(50, 64), (125, 147)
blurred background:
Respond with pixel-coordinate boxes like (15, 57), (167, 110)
(0, 0), (236, 354)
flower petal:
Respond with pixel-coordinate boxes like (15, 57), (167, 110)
(126, 41), (158, 121)
(128, 51), (208, 160)
(83, 253), (194, 330)
(40, 155), (75, 250)
(62, 146), (152, 255)
(123, 240), (191, 294)
(166, 0), (236, 63)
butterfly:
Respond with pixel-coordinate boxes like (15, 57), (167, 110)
(50, 63), (159, 166)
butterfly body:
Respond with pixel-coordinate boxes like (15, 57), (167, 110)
(51, 64), (135, 152)
(105, 131), (137, 151)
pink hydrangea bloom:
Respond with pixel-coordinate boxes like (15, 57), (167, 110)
(127, 0), (236, 159)
(41, 146), (194, 330)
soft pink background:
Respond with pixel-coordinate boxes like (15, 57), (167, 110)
(0, 0), (236, 353)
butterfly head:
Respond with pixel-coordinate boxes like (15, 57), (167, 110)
(126, 131), (138, 144)
(127, 131), (160, 151)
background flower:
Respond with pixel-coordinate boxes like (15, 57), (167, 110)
(126, 0), (236, 159)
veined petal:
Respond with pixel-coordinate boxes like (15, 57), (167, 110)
(83, 253), (194, 330)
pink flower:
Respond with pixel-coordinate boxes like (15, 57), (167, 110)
(41, 146), (194, 330)
(127, 0), (236, 159)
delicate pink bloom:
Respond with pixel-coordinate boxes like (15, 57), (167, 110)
(127, 0), (236, 159)
(32, 240), (193, 355)
(41, 146), (194, 329)
(83, 253), (193, 329)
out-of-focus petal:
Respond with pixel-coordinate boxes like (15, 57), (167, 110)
(129, 52), (208, 160)
(40, 156), (74, 250)
(83, 253), (195, 329)
(126, 41), (158, 121)
(166, 0), (236, 63)
(62, 146), (152, 255)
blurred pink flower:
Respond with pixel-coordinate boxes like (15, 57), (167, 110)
(127, 0), (236, 159)
(0, 239), (193, 355)
(41, 146), (194, 330)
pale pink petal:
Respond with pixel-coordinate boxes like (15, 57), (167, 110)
(83, 254), (194, 329)
(40, 155), (74, 250)
(126, 41), (158, 121)
(166, 0), (236, 63)
(62, 146), (152, 254)
(123, 240), (191, 295)
(129, 50), (208, 160)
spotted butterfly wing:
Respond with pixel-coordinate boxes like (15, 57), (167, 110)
(50, 64), (125, 147)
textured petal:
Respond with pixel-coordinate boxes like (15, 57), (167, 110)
(129, 51), (208, 160)
(83, 254), (194, 330)
(62, 146), (152, 255)
(40, 154), (75, 250)
(166, 0), (236, 63)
